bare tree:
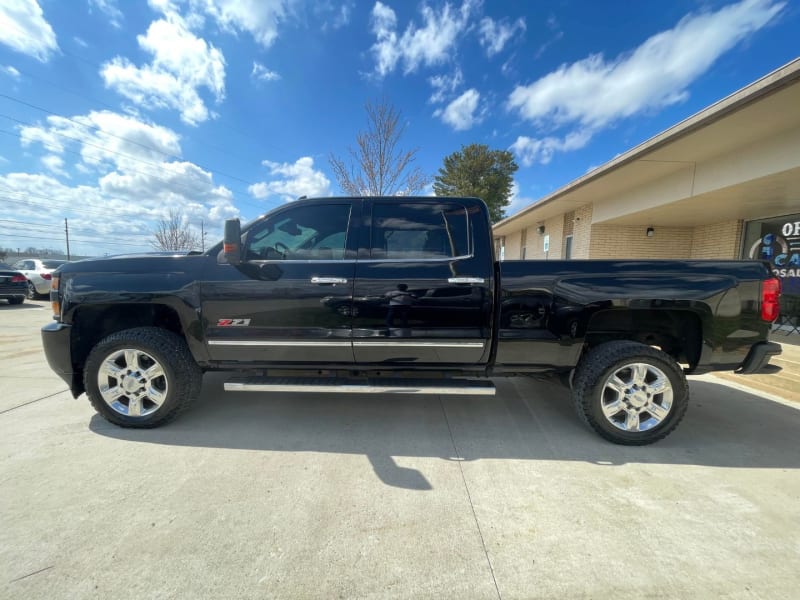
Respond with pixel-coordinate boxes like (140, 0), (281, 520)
(151, 209), (202, 251)
(329, 98), (430, 196)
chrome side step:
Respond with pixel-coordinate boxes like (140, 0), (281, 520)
(224, 377), (496, 396)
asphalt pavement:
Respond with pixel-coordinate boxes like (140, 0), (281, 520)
(2, 299), (799, 599)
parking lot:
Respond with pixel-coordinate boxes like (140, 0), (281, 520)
(1, 300), (799, 599)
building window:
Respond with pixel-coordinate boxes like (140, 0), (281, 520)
(742, 213), (800, 298)
(564, 235), (573, 260)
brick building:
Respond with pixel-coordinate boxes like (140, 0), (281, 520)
(493, 58), (800, 310)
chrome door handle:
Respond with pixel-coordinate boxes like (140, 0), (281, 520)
(311, 277), (348, 284)
(448, 277), (485, 284)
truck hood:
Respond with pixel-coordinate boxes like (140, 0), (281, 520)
(58, 252), (208, 275)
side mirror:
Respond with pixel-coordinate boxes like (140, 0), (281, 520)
(223, 219), (242, 265)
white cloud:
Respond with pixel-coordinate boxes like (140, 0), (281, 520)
(428, 67), (463, 104)
(0, 0), (59, 61)
(89, 0), (123, 28)
(0, 169), (237, 254)
(248, 157), (331, 202)
(330, 2), (353, 29)
(20, 110), (183, 173)
(315, 0), (353, 30)
(510, 130), (592, 166)
(7, 110), (239, 253)
(505, 181), (535, 217)
(20, 124), (64, 154)
(41, 154), (68, 178)
(1, 65), (20, 79)
(370, 0), (477, 77)
(101, 14), (226, 125)
(435, 89), (483, 131)
(252, 61), (281, 83)
(190, 0), (294, 48)
(507, 0), (784, 165)
(478, 16), (525, 57)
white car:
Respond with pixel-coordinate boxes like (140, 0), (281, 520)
(12, 258), (67, 298)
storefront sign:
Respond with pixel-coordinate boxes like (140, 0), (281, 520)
(747, 218), (800, 295)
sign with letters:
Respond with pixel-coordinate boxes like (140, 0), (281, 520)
(746, 216), (800, 296)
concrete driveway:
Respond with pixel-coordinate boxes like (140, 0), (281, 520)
(2, 300), (799, 599)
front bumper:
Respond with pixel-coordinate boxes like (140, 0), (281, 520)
(41, 321), (79, 395)
(736, 341), (782, 374)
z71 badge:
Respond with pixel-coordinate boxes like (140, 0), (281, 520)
(217, 319), (251, 327)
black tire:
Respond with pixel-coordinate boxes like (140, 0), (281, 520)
(84, 327), (202, 428)
(8, 296), (24, 305)
(572, 341), (688, 445)
(26, 281), (37, 299)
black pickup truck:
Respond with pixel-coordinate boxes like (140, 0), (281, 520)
(42, 196), (782, 444)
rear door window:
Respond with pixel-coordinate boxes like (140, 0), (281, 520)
(370, 202), (470, 259)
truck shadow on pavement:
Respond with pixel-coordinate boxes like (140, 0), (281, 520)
(90, 374), (800, 490)
(0, 302), (46, 310)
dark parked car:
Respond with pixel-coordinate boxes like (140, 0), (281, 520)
(0, 262), (27, 305)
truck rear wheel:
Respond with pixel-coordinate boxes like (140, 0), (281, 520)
(84, 327), (202, 428)
(572, 341), (688, 445)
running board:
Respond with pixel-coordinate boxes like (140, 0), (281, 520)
(224, 377), (496, 396)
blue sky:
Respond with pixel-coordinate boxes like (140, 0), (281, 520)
(0, 0), (797, 256)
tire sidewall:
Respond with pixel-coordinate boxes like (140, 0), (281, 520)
(85, 329), (185, 427)
(575, 342), (688, 445)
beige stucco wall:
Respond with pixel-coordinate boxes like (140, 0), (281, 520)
(690, 220), (743, 259)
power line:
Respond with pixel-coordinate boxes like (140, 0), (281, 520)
(0, 193), (154, 220)
(0, 218), (60, 229)
(0, 191), (256, 234)
(0, 126), (269, 214)
(0, 226), (154, 245)
(0, 114), (252, 198)
(3, 62), (288, 166)
(0, 231), (150, 248)
(0, 93), (264, 188)
(0, 217), (153, 239)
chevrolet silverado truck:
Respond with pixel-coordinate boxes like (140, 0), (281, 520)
(41, 197), (782, 444)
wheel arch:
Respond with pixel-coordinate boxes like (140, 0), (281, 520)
(584, 308), (703, 370)
(69, 303), (185, 394)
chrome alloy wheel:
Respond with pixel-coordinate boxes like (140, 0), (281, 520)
(96, 348), (168, 417)
(600, 362), (673, 432)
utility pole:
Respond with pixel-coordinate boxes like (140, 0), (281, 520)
(201, 219), (205, 252)
(65, 218), (71, 261)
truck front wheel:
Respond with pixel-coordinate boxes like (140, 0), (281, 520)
(84, 327), (202, 428)
(572, 341), (688, 445)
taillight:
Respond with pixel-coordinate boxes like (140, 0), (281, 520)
(761, 278), (781, 322)
(41, 273), (52, 280)
(11, 274), (25, 283)
(51, 275), (61, 318)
